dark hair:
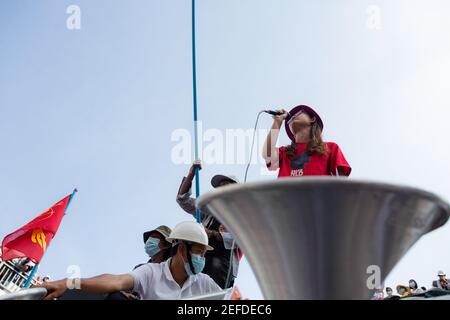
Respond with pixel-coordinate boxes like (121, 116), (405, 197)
(170, 241), (193, 257)
(286, 121), (326, 158)
(409, 279), (418, 289)
(170, 243), (180, 257)
(161, 245), (172, 261)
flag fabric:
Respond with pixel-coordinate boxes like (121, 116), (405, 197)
(1, 193), (72, 263)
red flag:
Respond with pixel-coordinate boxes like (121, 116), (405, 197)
(1, 194), (72, 263)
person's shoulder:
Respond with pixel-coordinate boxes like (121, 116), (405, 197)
(196, 272), (213, 281)
(194, 273), (222, 292)
(134, 261), (164, 272)
(324, 141), (343, 152)
(195, 272), (218, 285)
(133, 262), (147, 270)
(324, 141), (339, 148)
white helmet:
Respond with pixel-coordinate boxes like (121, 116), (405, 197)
(438, 270), (446, 276)
(166, 221), (214, 251)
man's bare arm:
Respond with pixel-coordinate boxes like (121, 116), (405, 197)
(40, 274), (134, 300)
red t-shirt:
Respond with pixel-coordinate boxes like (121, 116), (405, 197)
(266, 142), (351, 178)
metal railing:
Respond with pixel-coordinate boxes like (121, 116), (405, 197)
(0, 260), (39, 295)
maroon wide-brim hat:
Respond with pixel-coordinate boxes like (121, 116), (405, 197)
(285, 105), (324, 141)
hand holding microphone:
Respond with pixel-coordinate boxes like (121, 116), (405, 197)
(263, 109), (289, 123)
(246, 108), (288, 182)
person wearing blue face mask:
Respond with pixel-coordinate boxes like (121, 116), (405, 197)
(39, 221), (222, 300)
(105, 225), (173, 300)
(141, 225), (172, 264)
(131, 221), (221, 299)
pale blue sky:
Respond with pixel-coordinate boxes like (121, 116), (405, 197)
(1, 0), (450, 298)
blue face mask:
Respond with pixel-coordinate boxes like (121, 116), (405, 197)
(220, 232), (235, 250)
(184, 254), (206, 276)
(145, 237), (160, 257)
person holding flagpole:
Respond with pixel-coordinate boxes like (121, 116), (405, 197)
(176, 161), (242, 289)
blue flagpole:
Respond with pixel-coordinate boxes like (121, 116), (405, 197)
(23, 189), (77, 288)
(66, 188), (78, 213)
(192, 0), (201, 223)
(23, 259), (39, 288)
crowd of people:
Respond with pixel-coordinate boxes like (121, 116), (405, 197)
(372, 271), (450, 300)
(39, 169), (244, 300)
(31, 104), (353, 300)
(1, 104), (447, 301)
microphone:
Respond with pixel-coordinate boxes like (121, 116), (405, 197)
(262, 110), (287, 116)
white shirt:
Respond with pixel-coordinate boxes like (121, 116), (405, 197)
(129, 258), (222, 300)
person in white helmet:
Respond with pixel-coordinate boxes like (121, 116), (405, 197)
(433, 270), (450, 290)
(38, 221), (221, 300)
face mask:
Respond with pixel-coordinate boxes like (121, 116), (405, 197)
(144, 237), (160, 257)
(184, 254), (206, 276)
(387, 291), (392, 296)
(220, 232), (235, 250)
(409, 282), (416, 288)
